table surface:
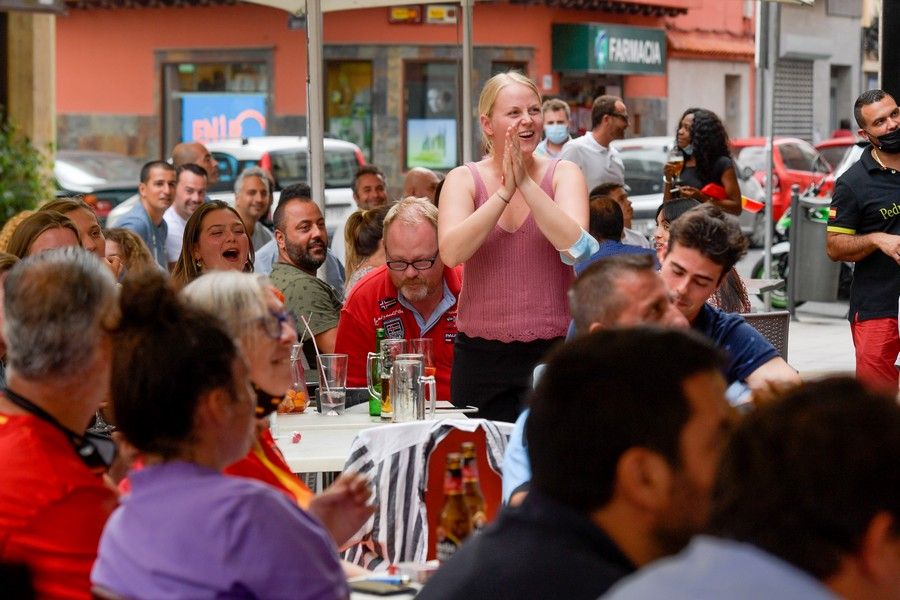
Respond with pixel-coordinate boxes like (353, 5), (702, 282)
(273, 402), (473, 473)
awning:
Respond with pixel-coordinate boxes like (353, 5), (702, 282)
(666, 29), (755, 60)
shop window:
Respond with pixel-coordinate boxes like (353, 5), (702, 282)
(326, 61), (374, 162)
(405, 61), (459, 170)
(159, 48), (273, 179)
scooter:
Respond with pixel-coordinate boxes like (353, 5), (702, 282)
(749, 201), (852, 309)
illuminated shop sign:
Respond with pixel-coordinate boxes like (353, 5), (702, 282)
(552, 23), (666, 75)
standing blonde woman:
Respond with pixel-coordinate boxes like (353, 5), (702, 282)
(438, 72), (593, 421)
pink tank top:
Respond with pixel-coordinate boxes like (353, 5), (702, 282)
(457, 160), (573, 342)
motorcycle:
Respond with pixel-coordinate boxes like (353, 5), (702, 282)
(750, 198), (852, 309)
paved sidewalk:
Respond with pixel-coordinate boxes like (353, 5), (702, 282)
(787, 302), (855, 379)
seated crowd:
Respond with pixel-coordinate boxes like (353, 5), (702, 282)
(0, 75), (892, 598)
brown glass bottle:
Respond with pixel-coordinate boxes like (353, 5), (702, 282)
(461, 441), (487, 532)
(436, 452), (471, 563)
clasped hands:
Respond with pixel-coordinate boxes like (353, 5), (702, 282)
(499, 123), (535, 203)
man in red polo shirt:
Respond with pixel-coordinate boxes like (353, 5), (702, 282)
(0, 248), (119, 600)
(336, 196), (460, 400)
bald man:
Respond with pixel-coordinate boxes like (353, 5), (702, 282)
(402, 167), (440, 203)
(171, 142), (220, 185)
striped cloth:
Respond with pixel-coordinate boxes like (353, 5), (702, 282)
(341, 419), (513, 570)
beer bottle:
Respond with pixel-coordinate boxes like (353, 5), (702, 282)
(369, 327), (385, 417)
(461, 442), (487, 532)
(436, 453), (471, 563)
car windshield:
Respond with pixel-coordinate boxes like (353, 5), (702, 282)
(833, 144), (865, 180)
(56, 153), (142, 184)
(736, 146), (769, 172)
(271, 149), (358, 189)
(617, 148), (666, 196)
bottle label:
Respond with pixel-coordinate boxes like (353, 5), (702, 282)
(462, 460), (479, 482)
(443, 472), (463, 494)
(435, 527), (461, 563)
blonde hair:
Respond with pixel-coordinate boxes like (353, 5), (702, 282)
(384, 196), (438, 234)
(181, 270), (271, 352)
(344, 204), (390, 276)
(0, 210), (36, 253)
(104, 227), (157, 276)
(478, 71), (542, 155)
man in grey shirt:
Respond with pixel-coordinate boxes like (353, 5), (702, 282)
(560, 95), (628, 190)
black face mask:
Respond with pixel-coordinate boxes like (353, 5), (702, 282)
(3, 387), (116, 471)
(872, 128), (900, 153)
(253, 383), (283, 419)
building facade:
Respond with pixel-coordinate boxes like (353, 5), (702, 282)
(59, 0), (761, 186)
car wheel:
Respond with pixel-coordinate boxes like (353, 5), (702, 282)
(750, 252), (804, 309)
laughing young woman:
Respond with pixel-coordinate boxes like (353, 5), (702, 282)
(171, 200), (254, 286)
(438, 72), (592, 422)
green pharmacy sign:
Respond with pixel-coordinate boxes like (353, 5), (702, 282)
(552, 24), (666, 75)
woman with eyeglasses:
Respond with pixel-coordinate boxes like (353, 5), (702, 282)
(181, 271), (373, 579)
(438, 72), (591, 422)
(171, 201), (254, 287)
(93, 270), (359, 599)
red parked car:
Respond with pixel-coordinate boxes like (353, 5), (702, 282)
(730, 137), (831, 221)
(816, 136), (858, 174)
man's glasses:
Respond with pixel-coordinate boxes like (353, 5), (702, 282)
(610, 112), (630, 124)
(257, 309), (296, 339)
(385, 254), (438, 271)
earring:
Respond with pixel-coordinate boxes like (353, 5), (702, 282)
(194, 259), (202, 270)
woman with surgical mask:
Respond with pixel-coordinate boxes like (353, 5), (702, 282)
(534, 98), (573, 158)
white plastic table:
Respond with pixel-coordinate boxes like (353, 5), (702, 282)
(273, 401), (474, 474)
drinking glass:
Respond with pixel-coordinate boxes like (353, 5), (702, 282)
(410, 338), (436, 379)
(390, 357), (436, 422)
(317, 353), (348, 416)
(366, 338), (407, 421)
(665, 146), (684, 182)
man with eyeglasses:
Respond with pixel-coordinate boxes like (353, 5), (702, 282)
(336, 196), (461, 400)
(560, 94), (628, 191)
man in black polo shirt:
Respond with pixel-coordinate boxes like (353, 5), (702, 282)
(417, 328), (732, 600)
(827, 89), (900, 391)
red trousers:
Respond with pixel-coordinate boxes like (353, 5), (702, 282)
(851, 316), (900, 392)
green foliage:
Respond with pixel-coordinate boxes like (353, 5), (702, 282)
(0, 116), (52, 228)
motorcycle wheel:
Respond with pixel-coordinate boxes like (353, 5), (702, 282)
(750, 253), (805, 309)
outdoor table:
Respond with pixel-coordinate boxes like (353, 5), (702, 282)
(273, 401), (476, 475)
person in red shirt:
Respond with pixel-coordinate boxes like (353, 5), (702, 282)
(336, 197), (461, 400)
(0, 248), (119, 600)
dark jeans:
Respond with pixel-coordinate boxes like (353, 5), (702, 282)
(450, 333), (561, 423)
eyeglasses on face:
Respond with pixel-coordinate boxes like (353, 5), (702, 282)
(257, 309), (296, 339)
(385, 254), (438, 271)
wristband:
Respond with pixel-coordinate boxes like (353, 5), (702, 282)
(559, 228), (599, 265)
(496, 190), (510, 204)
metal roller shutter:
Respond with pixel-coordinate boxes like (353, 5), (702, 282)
(773, 58), (814, 142)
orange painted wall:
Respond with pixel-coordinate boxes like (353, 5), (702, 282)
(56, 4), (308, 115)
(58, 3), (678, 118)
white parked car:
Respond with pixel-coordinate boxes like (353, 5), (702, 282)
(610, 136), (767, 247)
(107, 136), (365, 261)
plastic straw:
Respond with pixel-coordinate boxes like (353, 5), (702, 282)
(299, 314), (329, 392)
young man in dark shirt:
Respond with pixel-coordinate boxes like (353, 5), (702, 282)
(418, 328), (732, 600)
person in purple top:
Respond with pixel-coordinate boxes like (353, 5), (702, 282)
(92, 270), (369, 600)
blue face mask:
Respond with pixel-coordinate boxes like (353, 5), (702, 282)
(680, 144), (694, 157)
(544, 123), (569, 145)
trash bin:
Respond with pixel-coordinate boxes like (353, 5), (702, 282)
(790, 194), (841, 303)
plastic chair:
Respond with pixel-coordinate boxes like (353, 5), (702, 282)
(743, 310), (790, 360)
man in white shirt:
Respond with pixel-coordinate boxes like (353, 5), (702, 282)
(560, 95), (628, 190)
(163, 164), (207, 268)
(234, 167), (274, 251)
